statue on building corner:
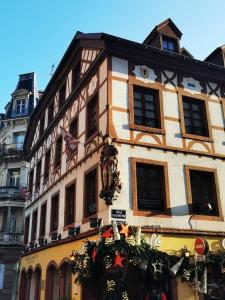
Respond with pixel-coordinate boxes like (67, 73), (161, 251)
(99, 133), (122, 205)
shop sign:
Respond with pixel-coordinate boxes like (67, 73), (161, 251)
(194, 238), (208, 255)
(0, 264), (5, 289)
(111, 209), (126, 219)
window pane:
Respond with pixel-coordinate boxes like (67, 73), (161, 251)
(190, 170), (218, 216)
(133, 86), (160, 129)
(136, 163), (165, 211)
(85, 169), (97, 217)
(183, 97), (208, 137)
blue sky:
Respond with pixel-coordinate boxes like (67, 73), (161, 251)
(0, 0), (225, 111)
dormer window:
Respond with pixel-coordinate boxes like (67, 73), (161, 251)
(16, 99), (26, 114)
(162, 36), (177, 52)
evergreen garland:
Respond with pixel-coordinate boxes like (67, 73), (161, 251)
(70, 224), (225, 299)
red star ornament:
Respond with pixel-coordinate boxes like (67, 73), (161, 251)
(114, 251), (125, 268)
(101, 227), (113, 238)
(92, 247), (97, 262)
(119, 224), (129, 238)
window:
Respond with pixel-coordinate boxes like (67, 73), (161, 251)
(35, 160), (42, 189)
(64, 183), (76, 226)
(48, 102), (54, 126)
(31, 210), (38, 241)
(58, 83), (66, 108)
(69, 118), (78, 138)
(24, 215), (30, 244)
(13, 132), (25, 149)
(133, 86), (160, 129)
(136, 163), (166, 211)
(45, 265), (59, 300)
(72, 62), (81, 89)
(86, 95), (98, 139)
(162, 36), (176, 52)
(39, 203), (47, 237)
(50, 194), (59, 232)
(188, 169), (219, 216)
(29, 169), (34, 195)
(8, 169), (20, 186)
(44, 150), (51, 180)
(54, 136), (62, 169)
(59, 263), (72, 299)
(39, 115), (45, 136)
(84, 168), (97, 218)
(16, 99), (26, 114)
(182, 97), (209, 137)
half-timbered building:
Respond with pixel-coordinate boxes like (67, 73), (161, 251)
(19, 19), (225, 300)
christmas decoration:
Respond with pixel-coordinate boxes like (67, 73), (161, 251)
(70, 223), (225, 299)
(119, 223), (129, 238)
(101, 227), (113, 239)
(91, 247), (97, 262)
(112, 220), (120, 241)
(170, 257), (184, 276)
(114, 251), (125, 268)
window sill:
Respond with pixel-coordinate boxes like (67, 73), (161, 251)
(130, 124), (165, 135)
(133, 210), (171, 218)
(85, 131), (99, 146)
(182, 132), (213, 143)
(190, 215), (223, 222)
(82, 213), (97, 225)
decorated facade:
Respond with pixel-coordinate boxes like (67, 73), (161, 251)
(19, 19), (225, 300)
(0, 73), (39, 299)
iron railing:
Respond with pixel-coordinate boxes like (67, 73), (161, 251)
(0, 186), (25, 201)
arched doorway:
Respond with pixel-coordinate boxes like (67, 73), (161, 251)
(45, 263), (59, 300)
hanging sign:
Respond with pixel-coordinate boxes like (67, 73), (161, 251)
(0, 264), (5, 289)
(194, 238), (208, 255)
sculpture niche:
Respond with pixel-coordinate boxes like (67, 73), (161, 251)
(99, 134), (122, 205)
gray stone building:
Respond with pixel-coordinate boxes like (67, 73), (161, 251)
(0, 73), (38, 300)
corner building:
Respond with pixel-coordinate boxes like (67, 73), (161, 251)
(19, 19), (225, 300)
(0, 73), (38, 300)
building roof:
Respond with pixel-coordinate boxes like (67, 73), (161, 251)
(24, 27), (225, 158)
(143, 18), (183, 45)
(5, 72), (38, 119)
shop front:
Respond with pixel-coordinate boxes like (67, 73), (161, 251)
(18, 225), (225, 300)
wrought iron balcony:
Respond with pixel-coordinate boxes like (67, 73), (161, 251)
(0, 186), (25, 202)
(0, 143), (24, 162)
(0, 228), (24, 244)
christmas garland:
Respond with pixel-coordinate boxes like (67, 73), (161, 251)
(70, 223), (225, 299)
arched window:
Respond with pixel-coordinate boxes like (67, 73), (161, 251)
(34, 268), (41, 300)
(59, 262), (72, 299)
(25, 269), (32, 300)
(19, 270), (26, 300)
(45, 264), (59, 300)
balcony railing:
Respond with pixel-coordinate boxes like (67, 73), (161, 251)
(0, 143), (24, 161)
(0, 228), (24, 244)
(0, 186), (25, 201)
